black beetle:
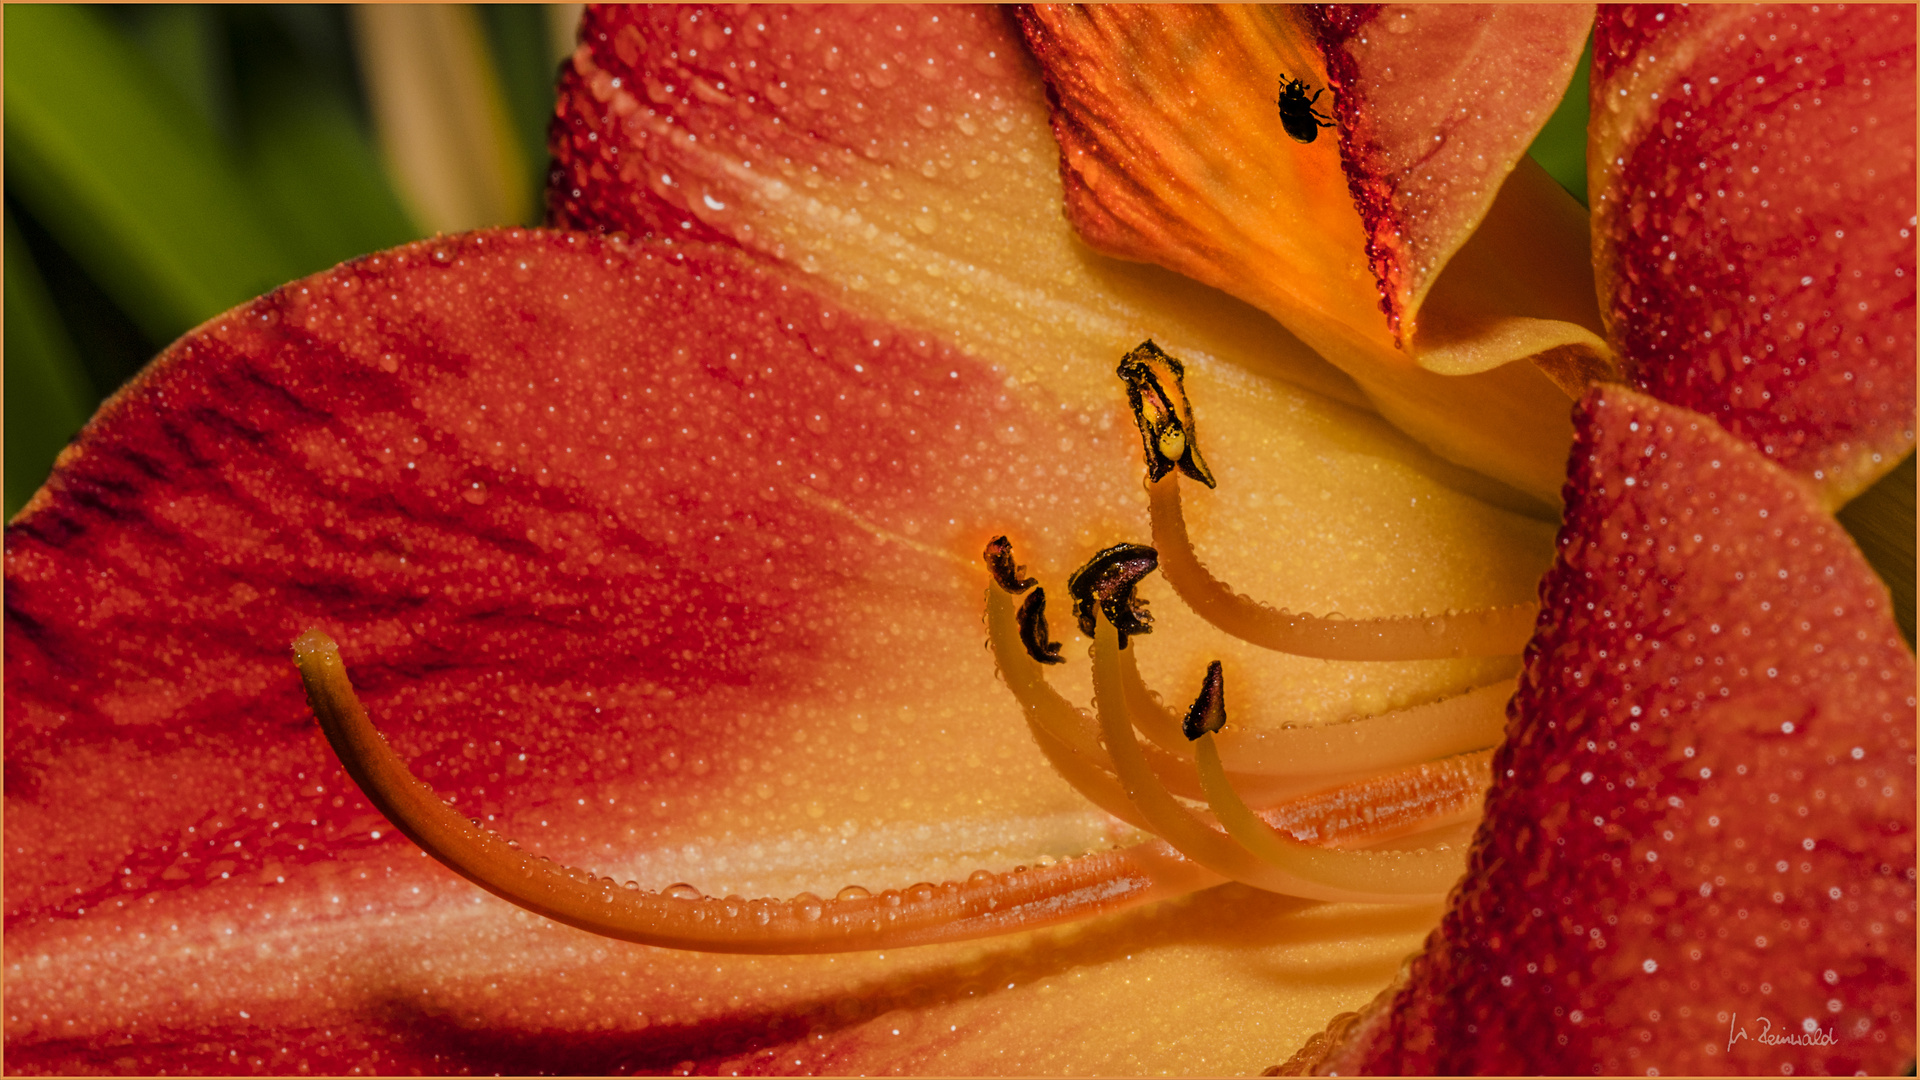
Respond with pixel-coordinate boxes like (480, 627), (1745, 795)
(1276, 75), (1334, 144)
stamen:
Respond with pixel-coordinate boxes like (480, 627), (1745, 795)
(983, 534), (1038, 594)
(1015, 587), (1066, 665)
(1181, 660), (1227, 740)
(1066, 543), (1158, 648)
(293, 626), (1217, 953)
(1216, 680), (1512, 777)
(1116, 340), (1216, 487)
(1148, 474), (1538, 660)
(1195, 731), (1469, 900)
(984, 587), (1156, 831)
(1116, 644), (1510, 780)
(1090, 620), (1458, 903)
(987, 581), (1272, 810)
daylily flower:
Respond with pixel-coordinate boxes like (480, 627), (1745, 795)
(5, 5), (1913, 1076)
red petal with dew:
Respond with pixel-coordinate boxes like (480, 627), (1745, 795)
(549, 5), (1030, 251)
(2, 228), (1209, 1072)
(1307, 4), (1597, 342)
(1296, 384), (1916, 1074)
(1590, 4), (1916, 504)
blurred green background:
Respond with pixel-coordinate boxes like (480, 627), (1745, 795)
(1, 11), (1907, 639)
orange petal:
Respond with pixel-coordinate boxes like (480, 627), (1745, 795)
(1016, 5), (1602, 504)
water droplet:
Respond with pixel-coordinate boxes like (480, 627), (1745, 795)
(623, 880), (640, 891)
(966, 869), (999, 888)
(666, 882), (702, 900)
(906, 882), (936, 903)
(835, 885), (872, 903)
(795, 892), (825, 921)
(463, 481), (489, 505)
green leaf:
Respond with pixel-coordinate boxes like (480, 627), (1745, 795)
(479, 4), (565, 226)
(242, 83), (424, 270)
(1527, 33), (1592, 207)
(5, 210), (95, 520)
(1837, 453), (1917, 647)
(121, 5), (236, 141)
(4, 4), (304, 345)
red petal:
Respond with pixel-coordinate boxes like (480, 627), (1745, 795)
(1591, 4), (1917, 503)
(1309, 5), (1596, 339)
(549, 6), (1030, 246)
(1322, 384), (1916, 1074)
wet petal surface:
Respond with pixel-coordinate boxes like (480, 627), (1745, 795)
(1301, 384), (1916, 1075)
(6, 222), (1550, 1072)
(1591, 4), (1916, 503)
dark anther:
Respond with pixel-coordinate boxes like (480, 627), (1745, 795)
(1116, 340), (1216, 489)
(1016, 588), (1066, 665)
(1066, 543), (1159, 649)
(1182, 660), (1227, 740)
(983, 535), (1038, 594)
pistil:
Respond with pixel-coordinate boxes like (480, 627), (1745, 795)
(294, 625), (1215, 952)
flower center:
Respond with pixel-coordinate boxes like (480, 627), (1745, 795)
(981, 340), (1534, 901)
(293, 341), (1534, 952)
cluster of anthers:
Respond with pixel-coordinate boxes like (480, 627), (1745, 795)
(293, 341), (1539, 955)
(985, 342), (1540, 908)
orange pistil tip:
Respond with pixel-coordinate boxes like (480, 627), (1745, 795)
(291, 628), (1207, 953)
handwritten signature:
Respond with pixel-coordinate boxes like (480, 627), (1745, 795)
(1728, 1013), (1839, 1051)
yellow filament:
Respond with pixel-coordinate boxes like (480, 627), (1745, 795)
(984, 587), (1156, 831)
(295, 626), (1216, 953)
(987, 587), (1260, 806)
(1091, 621), (1452, 903)
(1119, 644), (1512, 779)
(1148, 474), (1538, 659)
(1217, 680), (1514, 776)
(1196, 734), (1467, 899)
(1114, 647), (1386, 804)
(1117, 644), (1190, 755)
